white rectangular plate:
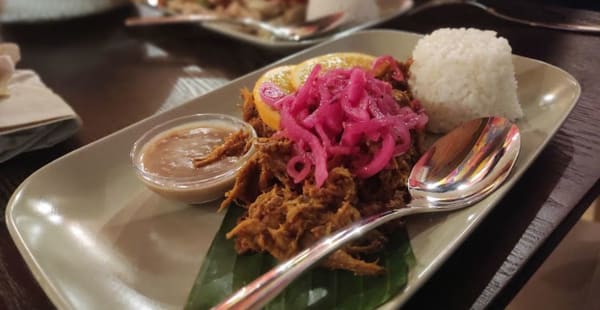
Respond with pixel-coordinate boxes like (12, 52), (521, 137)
(6, 30), (580, 309)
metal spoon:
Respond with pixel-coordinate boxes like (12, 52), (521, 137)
(213, 116), (521, 310)
(125, 12), (345, 41)
(409, 0), (600, 34)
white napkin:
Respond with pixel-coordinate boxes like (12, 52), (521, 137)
(306, 0), (380, 24)
(0, 70), (81, 163)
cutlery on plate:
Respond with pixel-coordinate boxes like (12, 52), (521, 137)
(409, 0), (600, 33)
(213, 116), (521, 310)
(125, 12), (345, 41)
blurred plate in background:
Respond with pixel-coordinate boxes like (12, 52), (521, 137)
(0, 0), (130, 23)
(140, 0), (414, 50)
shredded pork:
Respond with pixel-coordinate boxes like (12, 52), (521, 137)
(193, 129), (252, 168)
(220, 59), (423, 275)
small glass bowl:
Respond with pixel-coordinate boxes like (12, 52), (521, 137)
(130, 113), (256, 204)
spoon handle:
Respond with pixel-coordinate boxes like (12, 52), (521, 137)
(212, 206), (422, 310)
(409, 0), (600, 34)
(125, 14), (224, 26)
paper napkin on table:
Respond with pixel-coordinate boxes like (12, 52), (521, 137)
(306, 0), (380, 24)
(0, 70), (81, 163)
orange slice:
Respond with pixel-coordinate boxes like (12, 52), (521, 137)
(252, 53), (376, 130)
(290, 52), (376, 89)
(252, 65), (295, 130)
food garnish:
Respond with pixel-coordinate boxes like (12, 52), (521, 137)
(252, 65), (294, 130)
(266, 64), (427, 187)
(289, 52), (375, 89)
(253, 53), (377, 130)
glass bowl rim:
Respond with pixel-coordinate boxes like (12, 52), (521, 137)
(130, 113), (257, 188)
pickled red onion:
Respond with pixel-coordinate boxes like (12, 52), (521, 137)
(372, 55), (405, 82)
(258, 82), (286, 109)
(287, 154), (312, 183)
(260, 60), (428, 187)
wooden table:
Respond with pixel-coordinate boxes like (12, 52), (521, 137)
(1, 2), (599, 309)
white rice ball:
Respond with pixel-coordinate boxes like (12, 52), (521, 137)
(408, 28), (522, 133)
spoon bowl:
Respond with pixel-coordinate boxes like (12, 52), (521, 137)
(409, 116), (521, 208)
(213, 116), (521, 310)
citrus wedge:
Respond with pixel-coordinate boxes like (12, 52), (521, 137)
(290, 52), (376, 89)
(252, 53), (376, 130)
(252, 65), (295, 130)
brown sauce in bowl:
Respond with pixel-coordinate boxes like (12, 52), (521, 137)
(140, 124), (239, 180)
(131, 114), (256, 204)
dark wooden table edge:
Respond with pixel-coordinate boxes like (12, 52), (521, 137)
(483, 179), (600, 309)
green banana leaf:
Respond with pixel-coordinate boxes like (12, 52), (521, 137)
(185, 206), (415, 310)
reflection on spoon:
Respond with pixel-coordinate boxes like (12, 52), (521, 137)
(214, 116), (521, 310)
